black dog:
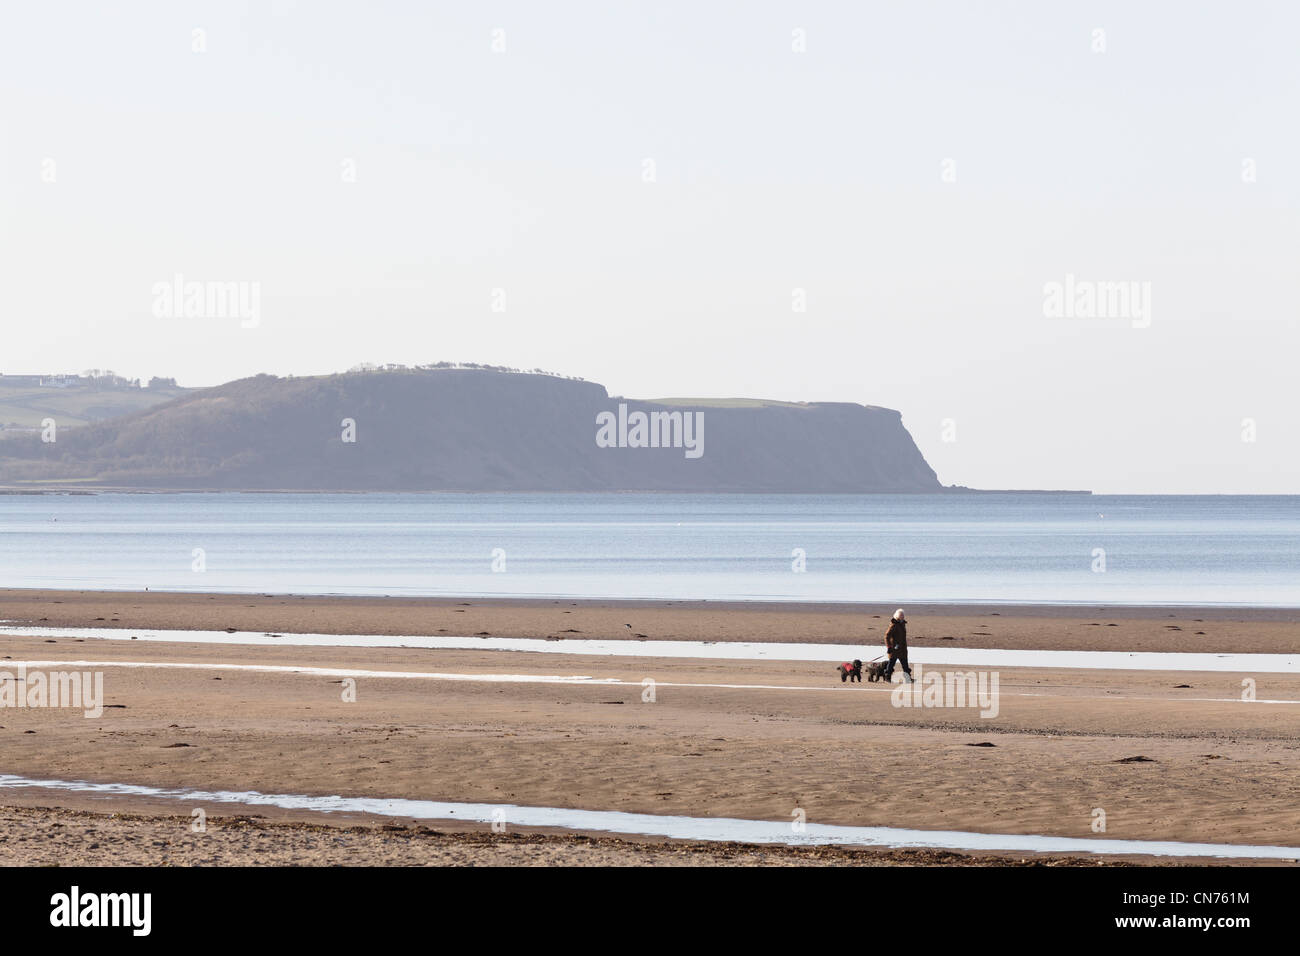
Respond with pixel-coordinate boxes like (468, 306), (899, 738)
(864, 660), (888, 682)
(837, 660), (863, 683)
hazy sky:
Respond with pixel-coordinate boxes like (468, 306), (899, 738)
(2, 1), (1296, 493)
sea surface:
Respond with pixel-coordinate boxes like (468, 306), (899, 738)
(0, 493), (1297, 606)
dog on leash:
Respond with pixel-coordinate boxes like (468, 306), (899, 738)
(837, 660), (863, 683)
(863, 660), (888, 682)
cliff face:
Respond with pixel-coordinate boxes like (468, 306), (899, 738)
(0, 370), (941, 492)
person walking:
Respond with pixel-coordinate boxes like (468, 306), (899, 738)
(882, 608), (914, 683)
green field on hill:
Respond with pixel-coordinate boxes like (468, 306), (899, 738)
(0, 382), (189, 430)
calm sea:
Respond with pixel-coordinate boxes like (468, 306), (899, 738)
(1, 493), (1297, 606)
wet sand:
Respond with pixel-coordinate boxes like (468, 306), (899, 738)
(2, 588), (1297, 652)
(0, 590), (1297, 866)
(0, 805), (1135, 867)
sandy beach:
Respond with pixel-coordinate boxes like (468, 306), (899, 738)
(3, 588), (1298, 651)
(1, 589), (1297, 866)
(0, 804), (1136, 867)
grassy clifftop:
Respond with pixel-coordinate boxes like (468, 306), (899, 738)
(0, 379), (189, 430)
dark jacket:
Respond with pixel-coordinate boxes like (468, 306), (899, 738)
(884, 618), (907, 651)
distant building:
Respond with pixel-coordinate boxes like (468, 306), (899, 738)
(0, 373), (84, 388)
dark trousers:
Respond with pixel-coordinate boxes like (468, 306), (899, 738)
(884, 646), (911, 680)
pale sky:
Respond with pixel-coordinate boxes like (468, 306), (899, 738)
(2, 1), (1296, 493)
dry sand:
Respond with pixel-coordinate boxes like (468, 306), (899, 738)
(0, 590), (1297, 866)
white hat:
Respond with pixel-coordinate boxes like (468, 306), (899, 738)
(893, 608), (906, 621)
